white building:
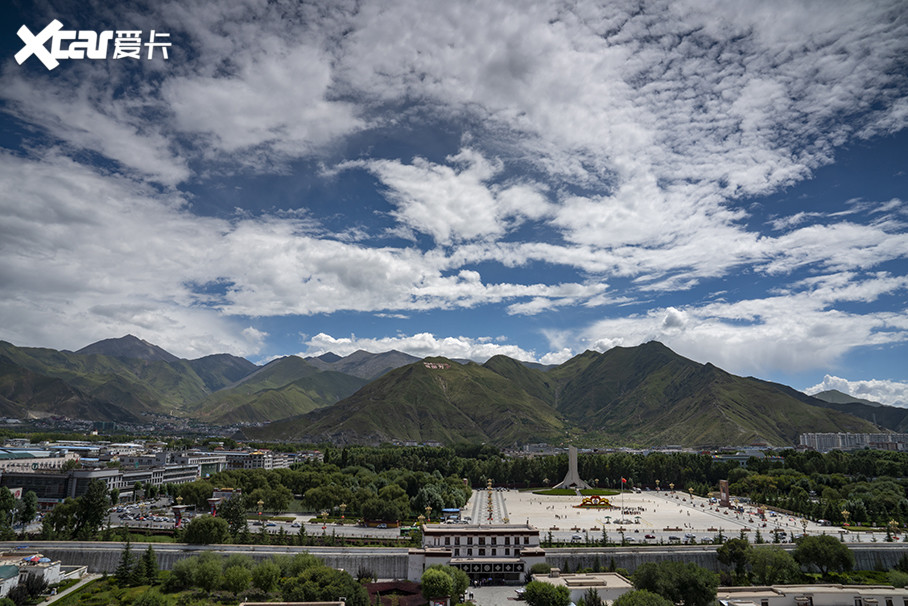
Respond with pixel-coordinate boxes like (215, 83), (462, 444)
(718, 584), (908, 606)
(531, 571), (634, 603)
(408, 524), (545, 584)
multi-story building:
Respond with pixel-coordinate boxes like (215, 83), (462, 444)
(408, 524), (545, 584)
(224, 450), (290, 470)
(800, 433), (908, 453)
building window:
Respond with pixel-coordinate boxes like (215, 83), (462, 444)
(505, 537), (510, 545)
(454, 549), (459, 556)
(467, 549), (472, 556)
(514, 549), (520, 557)
(455, 537), (460, 545)
(479, 549), (485, 556)
(479, 537), (485, 545)
(444, 537), (450, 545)
(505, 548), (510, 556)
(492, 549), (497, 556)
(524, 536), (529, 544)
(467, 537), (473, 545)
(855, 599), (862, 606)
(491, 537), (497, 545)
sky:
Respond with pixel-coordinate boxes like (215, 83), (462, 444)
(1, 0), (906, 407)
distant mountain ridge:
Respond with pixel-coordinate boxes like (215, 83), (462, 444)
(0, 336), (897, 447)
(304, 349), (420, 380)
(0, 337), (411, 426)
(75, 334), (180, 363)
(246, 341), (884, 447)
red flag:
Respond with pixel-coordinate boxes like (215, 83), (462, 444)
(621, 477), (627, 484)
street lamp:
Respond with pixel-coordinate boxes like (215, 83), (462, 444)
(801, 518), (808, 536)
(339, 503), (347, 522)
(320, 510), (328, 530)
(425, 506), (432, 523)
(656, 479), (660, 491)
(689, 487), (694, 500)
(257, 499), (264, 517)
(669, 483), (675, 493)
(417, 514), (425, 527)
(841, 509), (850, 526)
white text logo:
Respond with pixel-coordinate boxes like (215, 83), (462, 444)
(16, 20), (171, 70)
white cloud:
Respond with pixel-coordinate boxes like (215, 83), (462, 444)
(578, 272), (908, 377)
(352, 149), (554, 245)
(302, 332), (540, 363)
(806, 375), (908, 408)
(163, 41), (363, 163)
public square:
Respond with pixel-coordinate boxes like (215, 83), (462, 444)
(463, 487), (885, 544)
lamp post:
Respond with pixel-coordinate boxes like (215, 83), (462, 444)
(801, 518), (808, 537)
(425, 506), (432, 524)
(257, 499), (264, 517)
(339, 503), (346, 523)
(320, 510), (328, 531)
(669, 482), (675, 493)
(417, 514), (425, 527)
(888, 519), (899, 541)
(841, 509), (850, 526)
(656, 479), (660, 491)
(689, 487), (694, 501)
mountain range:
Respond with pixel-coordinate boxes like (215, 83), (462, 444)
(0, 335), (900, 447)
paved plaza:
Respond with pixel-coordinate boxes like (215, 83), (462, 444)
(463, 488), (883, 544)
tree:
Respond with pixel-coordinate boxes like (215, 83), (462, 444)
(223, 565), (252, 595)
(633, 561), (718, 606)
(194, 556), (223, 593)
(613, 590), (674, 606)
(218, 495), (249, 539)
(748, 546), (800, 585)
(580, 588), (605, 606)
(524, 580), (570, 606)
(426, 565), (469, 601)
(16, 491), (38, 527)
(281, 566), (368, 606)
(421, 568), (452, 601)
(74, 479), (109, 538)
(139, 545), (159, 585)
(0, 488), (17, 537)
(717, 538), (752, 578)
(184, 515), (230, 545)
(793, 535), (854, 576)
(115, 539), (136, 585)
(252, 561), (281, 593)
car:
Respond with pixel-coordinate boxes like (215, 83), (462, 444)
(265, 522), (276, 527)
(252, 521), (262, 526)
(624, 537), (636, 543)
(684, 533), (696, 539)
(291, 522), (301, 528)
(644, 534), (656, 539)
(571, 534), (583, 542)
(668, 536), (681, 542)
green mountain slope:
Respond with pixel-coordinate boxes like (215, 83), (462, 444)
(548, 343), (881, 446)
(187, 354), (261, 392)
(0, 355), (140, 422)
(194, 356), (368, 424)
(250, 357), (565, 444)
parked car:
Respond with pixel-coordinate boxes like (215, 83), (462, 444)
(644, 534), (656, 539)
(291, 522), (301, 528)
